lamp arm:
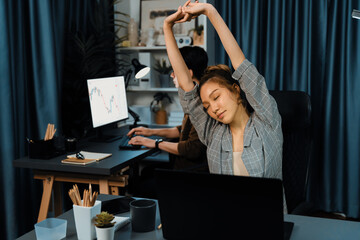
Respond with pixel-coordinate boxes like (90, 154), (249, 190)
(125, 69), (133, 89)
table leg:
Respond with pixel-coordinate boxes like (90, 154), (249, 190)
(54, 182), (62, 217)
(110, 186), (119, 195)
(37, 175), (54, 223)
(99, 179), (110, 194)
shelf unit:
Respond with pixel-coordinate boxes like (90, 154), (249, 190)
(116, 0), (214, 125)
(119, 46), (167, 51)
(127, 88), (178, 92)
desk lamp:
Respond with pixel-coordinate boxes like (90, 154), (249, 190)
(353, 9), (360, 20)
(125, 59), (150, 88)
(125, 59), (151, 129)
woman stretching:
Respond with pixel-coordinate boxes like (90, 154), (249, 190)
(163, 1), (286, 210)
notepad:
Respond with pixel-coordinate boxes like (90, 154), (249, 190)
(61, 151), (112, 165)
(61, 158), (97, 165)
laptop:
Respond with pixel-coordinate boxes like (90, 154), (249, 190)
(155, 169), (293, 240)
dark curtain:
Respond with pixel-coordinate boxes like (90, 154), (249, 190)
(0, 0), (120, 238)
(61, 0), (119, 139)
(0, 0), (92, 239)
(215, 0), (360, 218)
(0, 0), (66, 239)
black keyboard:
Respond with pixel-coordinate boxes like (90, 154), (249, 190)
(118, 136), (142, 150)
(118, 135), (163, 150)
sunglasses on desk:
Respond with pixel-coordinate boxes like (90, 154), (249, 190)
(76, 152), (84, 160)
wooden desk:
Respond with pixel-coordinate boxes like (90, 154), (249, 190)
(13, 128), (158, 223)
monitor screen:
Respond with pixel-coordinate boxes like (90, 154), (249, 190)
(87, 76), (128, 128)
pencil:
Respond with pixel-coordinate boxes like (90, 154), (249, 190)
(68, 190), (77, 205)
(44, 124), (49, 140)
(74, 185), (81, 205)
(91, 192), (98, 206)
(83, 189), (87, 207)
(89, 184), (92, 203)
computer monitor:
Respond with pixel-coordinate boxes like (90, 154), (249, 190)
(87, 76), (128, 142)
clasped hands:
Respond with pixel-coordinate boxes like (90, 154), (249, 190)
(164, 0), (211, 26)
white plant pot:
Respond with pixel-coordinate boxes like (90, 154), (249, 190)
(95, 226), (115, 240)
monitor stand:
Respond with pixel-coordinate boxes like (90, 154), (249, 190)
(89, 128), (122, 143)
(128, 107), (148, 130)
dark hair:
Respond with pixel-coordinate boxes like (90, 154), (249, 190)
(199, 64), (253, 112)
(179, 46), (208, 80)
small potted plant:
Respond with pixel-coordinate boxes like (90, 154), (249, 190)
(154, 58), (173, 87)
(188, 24), (204, 46)
(150, 93), (172, 124)
(94, 211), (116, 240)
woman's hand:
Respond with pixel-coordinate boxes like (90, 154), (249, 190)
(128, 136), (156, 149)
(127, 127), (153, 137)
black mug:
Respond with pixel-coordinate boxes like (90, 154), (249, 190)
(130, 199), (156, 232)
(65, 138), (77, 152)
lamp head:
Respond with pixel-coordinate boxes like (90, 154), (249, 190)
(352, 9), (360, 20)
(132, 59), (150, 79)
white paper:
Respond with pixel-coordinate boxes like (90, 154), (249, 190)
(67, 151), (112, 161)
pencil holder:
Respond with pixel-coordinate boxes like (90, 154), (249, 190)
(73, 200), (101, 240)
(28, 139), (55, 159)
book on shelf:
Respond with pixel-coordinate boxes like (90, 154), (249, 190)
(168, 116), (184, 121)
(169, 111), (184, 118)
(168, 121), (183, 126)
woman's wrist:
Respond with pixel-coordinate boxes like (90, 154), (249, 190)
(204, 4), (217, 18)
(163, 20), (174, 30)
(149, 128), (157, 136)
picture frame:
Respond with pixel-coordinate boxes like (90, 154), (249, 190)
(140, 0), (195, 46)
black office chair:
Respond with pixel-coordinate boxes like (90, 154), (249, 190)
(269, 90), (313, 214)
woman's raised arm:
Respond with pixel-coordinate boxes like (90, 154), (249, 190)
(182, 2), (245, 69)
(163, 5), (194, 92)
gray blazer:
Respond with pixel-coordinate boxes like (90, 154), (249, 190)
(178, 59), (283, 179)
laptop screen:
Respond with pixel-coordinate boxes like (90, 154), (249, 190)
(155, 169), (284, 240)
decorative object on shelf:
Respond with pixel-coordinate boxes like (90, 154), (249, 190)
(150, 93), (172, 124)
(188, 24), (204, 46)
(175, 36), (192, 47)
(95, 211), (116, 240)
(141, 0), (195, 46)
(154, 59), (172, 88)
(146, 28), (156, 47)
(128, 18), (139, 46)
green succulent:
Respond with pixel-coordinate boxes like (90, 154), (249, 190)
(94, 211), (115, 228)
